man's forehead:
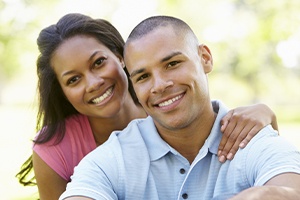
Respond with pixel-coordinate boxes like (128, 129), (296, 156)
(126, 27), (178, 52)
(126, 32), (177, 60)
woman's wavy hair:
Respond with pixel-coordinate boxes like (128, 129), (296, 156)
(16, 13), (138, 186)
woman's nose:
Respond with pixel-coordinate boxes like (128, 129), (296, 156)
(85, 74), (104, 93)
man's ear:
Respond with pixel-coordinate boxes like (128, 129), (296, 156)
(199, 44), (213, 73)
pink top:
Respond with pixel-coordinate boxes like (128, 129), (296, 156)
(33, 114), (97, 181)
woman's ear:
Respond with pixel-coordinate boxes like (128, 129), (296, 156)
(121, 61), (125, 68)
(117, 55), (125, 68)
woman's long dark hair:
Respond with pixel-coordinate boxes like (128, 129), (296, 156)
(16, 13), (138, 186)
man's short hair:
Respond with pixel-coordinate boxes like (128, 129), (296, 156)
(126, 15), (199, 44)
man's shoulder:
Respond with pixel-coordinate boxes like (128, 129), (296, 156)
(244, 125), (285, 152)
(113, 116), (154, 138)
(253, 125), (279, 140)
(239, 124), (299, 163)
(253, 125), (283, 144)
(83, 117), (152, 170)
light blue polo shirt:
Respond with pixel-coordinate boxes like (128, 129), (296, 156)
(60, 100), (300, 200)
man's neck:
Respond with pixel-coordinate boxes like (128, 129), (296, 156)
(158, 109), (217, 164)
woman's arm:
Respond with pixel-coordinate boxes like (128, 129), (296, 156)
(218, 103), (278, 163)
(33, 151), (68, 200)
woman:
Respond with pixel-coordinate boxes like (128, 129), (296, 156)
(16, 13), (278, 200)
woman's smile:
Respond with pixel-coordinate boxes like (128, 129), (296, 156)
(90, 86), (114, 104)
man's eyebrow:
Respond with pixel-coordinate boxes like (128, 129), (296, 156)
(130, 68), (145, 78)
(161, 51), (182, 63)
(130, 51), (182, 78)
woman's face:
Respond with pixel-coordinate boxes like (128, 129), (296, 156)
(51, 35), (129, 118)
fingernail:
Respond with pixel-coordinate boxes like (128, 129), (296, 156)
(219, 155), (226, 163)
(227, 153), (233, 160)
(218, 150), (221, 156)
(239, 143), (245, 148)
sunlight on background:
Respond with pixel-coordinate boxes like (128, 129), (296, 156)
(0, 0), (299, 199)
(276, 29), (300, 68)
(1, 0), (160, 199)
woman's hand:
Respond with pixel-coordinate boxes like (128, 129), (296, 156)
(218, 103), (278, 163)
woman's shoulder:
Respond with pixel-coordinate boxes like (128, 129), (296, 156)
(64, 114), (94, 140)
(33, 114), (95, 180)
(35, 114), (93, 146)
(65, 113), (89, 125)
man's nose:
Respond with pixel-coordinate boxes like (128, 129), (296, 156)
(150, 74), (173, 94)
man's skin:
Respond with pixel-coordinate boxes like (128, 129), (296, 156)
(62, 17), (300, 200)
(124, 23), (300, 199)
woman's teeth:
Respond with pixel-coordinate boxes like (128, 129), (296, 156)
(92, 87), (113, 104)
(158, 94), (183, 107)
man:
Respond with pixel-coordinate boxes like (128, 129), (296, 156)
(60, 16), (300, 200)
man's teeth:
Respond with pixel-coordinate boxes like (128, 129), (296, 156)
(92, 87), (113, 104)
(158, 94), (182, 107)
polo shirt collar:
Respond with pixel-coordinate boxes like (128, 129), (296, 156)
(139, 116), (172, 161)
(138, 100), (228, 161)
(204, 100), (229, 156)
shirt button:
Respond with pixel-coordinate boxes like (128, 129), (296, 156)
(182, 193), (188, 199)
(179, 168), (186, 174)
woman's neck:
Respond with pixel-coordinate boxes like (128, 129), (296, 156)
(88, 102), (147, 146)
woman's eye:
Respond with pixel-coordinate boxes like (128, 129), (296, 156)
(67, 76), (80, 85)
(94, 57), (106, 68)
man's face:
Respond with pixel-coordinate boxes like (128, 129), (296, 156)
(124, 26), (213, 133)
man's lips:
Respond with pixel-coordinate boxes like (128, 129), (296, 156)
(155, 94), (184, 108)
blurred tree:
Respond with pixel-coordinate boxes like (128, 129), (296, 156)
(158, 0), (300, 108)
(0, 0), (299, 111)
(223, 0), (300, 103)
(0, 0), (59, 104)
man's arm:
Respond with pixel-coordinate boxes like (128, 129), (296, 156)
(230, 160), (300, 199)
(265, 172), (300, 187)
(63, 197), (93, 200)
(239, 172), (300, 199)
(230, 184), (300, 200)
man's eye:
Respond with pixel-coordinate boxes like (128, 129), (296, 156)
(167, 61), (179, 68)
(137, 74), (149, 82)
(67, 76), (80, 85)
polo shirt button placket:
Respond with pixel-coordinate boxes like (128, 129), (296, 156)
(182, 193), (188, 199)
(179, 168), (187, 199)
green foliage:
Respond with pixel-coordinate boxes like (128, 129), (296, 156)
(2, 1), (299, 199)
(0, 0), (59, 80)
(0, 0), (299, 106)
(157, 0), (300, 116)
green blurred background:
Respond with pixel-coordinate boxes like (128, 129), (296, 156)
(0, 0), (299, 199)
